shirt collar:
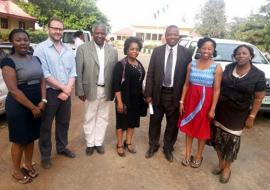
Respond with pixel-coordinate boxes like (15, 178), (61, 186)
(46, 38), (66, 49)
(94, 41), (105, 50)
(166, 44), (178, 52)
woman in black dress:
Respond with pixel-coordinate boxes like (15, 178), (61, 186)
(112, 37), (145, 157)
(210, 45), (266, 183)
(1, 29), (46, 183)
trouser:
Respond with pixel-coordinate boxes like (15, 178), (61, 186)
(148, 88), (179, 152)
(39, 89), (71, 161)
(83, 87), (110, 147)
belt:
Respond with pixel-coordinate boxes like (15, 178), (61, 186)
(19, 79), (40, 85)
(97, 84), (105, 87)
(161, 86), (173, 91)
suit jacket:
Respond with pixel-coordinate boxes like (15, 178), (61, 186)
(145, 44), (192, 106)
(75, 40), (118, 101)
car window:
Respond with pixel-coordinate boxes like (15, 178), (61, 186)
(0, 47), (12, 55)
(63, 32), (74, 43)
(179, 39), (189, 47)
(188, 41), (197, 55)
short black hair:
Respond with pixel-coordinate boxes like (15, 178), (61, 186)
(73, 30), (83, 38)
(9, 28), (29, 42)
(123, 37), (143, 55)
(9, 29), (30, 55)
(197, 37), (217, 57)
(165, 25), (179, 32)
(233, 44), (255, 60)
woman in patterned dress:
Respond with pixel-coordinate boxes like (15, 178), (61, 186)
(178, 37), (223, 168)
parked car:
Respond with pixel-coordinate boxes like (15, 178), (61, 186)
(0, 42), (36, 114)
(62, 30), (91, 51)
(179, 37), (270, 111)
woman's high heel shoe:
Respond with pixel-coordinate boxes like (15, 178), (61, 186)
(116, 145), (125, 157)
(124, 140), (136, 154)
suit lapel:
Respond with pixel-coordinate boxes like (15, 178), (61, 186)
(104, 44), (110, 69)
(90, 41), (99, 66)
(174, 45), (183, 83)
(160, 45), (166, 76)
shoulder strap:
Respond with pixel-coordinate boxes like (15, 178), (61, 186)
(120, 56), (128, 84)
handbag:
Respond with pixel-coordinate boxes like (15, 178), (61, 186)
(140, 95), (148, 117)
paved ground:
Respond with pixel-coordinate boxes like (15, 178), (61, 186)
(0, 51), (270, 190)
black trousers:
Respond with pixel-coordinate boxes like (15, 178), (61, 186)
(148, 88), (179, 152)
(39, 89), (71, 161)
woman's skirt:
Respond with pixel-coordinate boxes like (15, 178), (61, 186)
(5, 83), (41, 144)
(178, 84), (213, 139)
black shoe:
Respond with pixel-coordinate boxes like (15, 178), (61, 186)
(41, 159), (52, 169)
(220, 171), (231, 184)
(57, 148), (76, 158)
(145, 147), (158, 158)
(85, 147), (94, 156)
(95, 146), (105, 154)
(124, 140), (136, 154)
(164, 150), (173, 162)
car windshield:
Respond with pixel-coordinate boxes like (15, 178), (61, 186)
(214, 43), (268, 64)
(62, 32), (74, 43)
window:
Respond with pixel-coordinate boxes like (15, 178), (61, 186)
(146, 33), (151, 40)
(19, 21), (25, 29)
(158, 34), (163, 40)
(1, 18), (8, 29)
(136, 33), (144, 41)
(117, 36), (121, 40)
(152, 34), (157, 41)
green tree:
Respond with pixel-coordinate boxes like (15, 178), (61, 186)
(18, 0), (109, 31)
(227, 0), (270, 51)
(196, 0), (227, 38)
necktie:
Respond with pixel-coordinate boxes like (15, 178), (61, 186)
(164, 48), (173, 86)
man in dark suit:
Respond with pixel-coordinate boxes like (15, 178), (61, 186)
(144, 25), (192, 162)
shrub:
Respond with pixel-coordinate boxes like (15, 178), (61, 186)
(1, 29), (47, 43)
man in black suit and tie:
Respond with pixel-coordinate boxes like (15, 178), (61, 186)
(144, 25), (192, 162)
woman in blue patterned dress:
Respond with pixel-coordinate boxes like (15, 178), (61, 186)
(178, 37), (223, 168)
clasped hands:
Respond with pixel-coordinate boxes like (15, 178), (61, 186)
(58, 85), (72, 101)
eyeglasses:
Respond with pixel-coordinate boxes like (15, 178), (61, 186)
(49, 26), (64, 31)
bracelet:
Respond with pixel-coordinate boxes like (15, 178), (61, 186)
(42, 98), (48, 104)
(179, 100), (184, 104)
(249, 114), (255, 118)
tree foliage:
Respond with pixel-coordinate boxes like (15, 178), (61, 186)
(18, 0), (109, 31)
(196, 0), (227, 38)
(227, 0), (270, 51)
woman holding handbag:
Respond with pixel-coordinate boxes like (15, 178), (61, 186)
(112, 37), (145, 157)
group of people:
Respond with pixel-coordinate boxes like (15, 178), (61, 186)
(0, 18), (266, 185)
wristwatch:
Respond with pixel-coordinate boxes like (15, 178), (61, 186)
(42, 98), (48, 104)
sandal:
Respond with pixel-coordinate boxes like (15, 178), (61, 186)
(116, 145), (125, 157)
(12, 173), (32, 184)
(21, 166), (39, 178)
(190, 157), (203, 168)
(124, 140), (136, 154)
(181, 155), (194, 167)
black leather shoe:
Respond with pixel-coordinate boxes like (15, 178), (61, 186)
(164, 150), (173, 162)
(57, 148), (76, 158)
(86, 147), (94, 156)
(41, 159), (52, 169)
(145, 147), (158, 158)
(95, 146), (105, 154)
